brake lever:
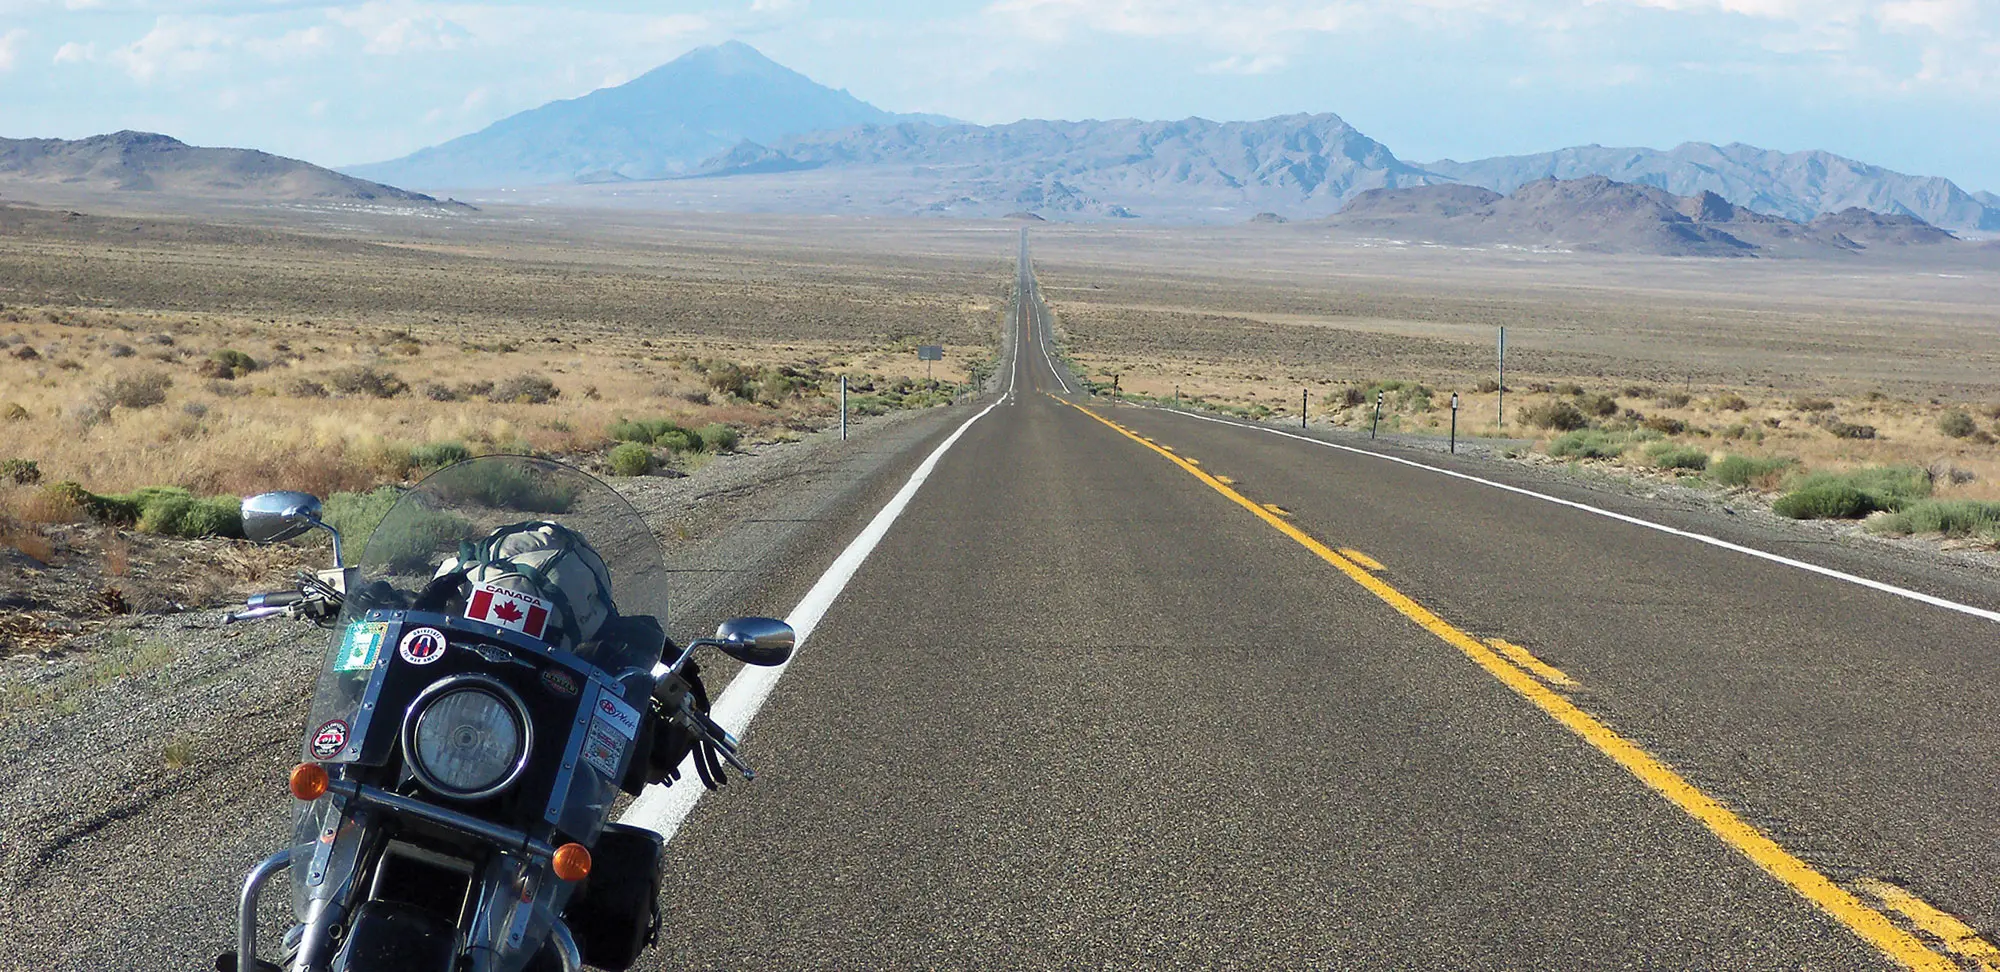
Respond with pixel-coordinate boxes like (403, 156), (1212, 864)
(679, 698), (755, 780)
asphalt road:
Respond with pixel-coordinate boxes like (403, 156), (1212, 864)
(636, 236), (2000, 970)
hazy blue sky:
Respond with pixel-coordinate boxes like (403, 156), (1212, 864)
(0, 0), (1994, 190)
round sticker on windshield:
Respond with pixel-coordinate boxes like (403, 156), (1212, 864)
(398, 627), (448, 666)
(310, 719), (348, 760)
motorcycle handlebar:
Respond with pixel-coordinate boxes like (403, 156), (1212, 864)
(246, 590), (305, 609)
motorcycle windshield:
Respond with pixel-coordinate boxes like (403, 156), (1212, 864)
(307, 455), (670, 745)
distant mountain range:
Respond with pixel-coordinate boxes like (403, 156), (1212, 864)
(0, 131), (443, 205)
(689, 114), (1448, 219)
(1422, 144), (1999, 234)
(5, 41), (1994, 240)
(1324, 177), (1957, 256)
(345, 41), (955, 188)
(347, 42), (1993, 232)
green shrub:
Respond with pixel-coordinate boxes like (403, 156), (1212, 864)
(608, 443), (653, 477)
(697, 423), (741, 453)
(1793, 397), (1835, 412)
(55, 485), (244, 538)
(131, 490), (242, 538)
(411, 441), (472, 470)
(607, 420), (648, 444)
(1715, 393), (1750, 411)
(2, 458), (40, 485)
(1519, 400), (1588, 431)
(1709, 454), (1794, 488)
(329, 365), (407, 398)
(1869, 500), (2000, 538)
(1577, 393), (1619, 418)
(99, 372), (172, 410)
(1938, 410), (1978, 438)
(610, 418), (698, 450)
(323, 487), (402, 563)
(1554, 382), (1585, 396)
(493, 374), (560, 404)
(427, 460), (576, 513)
(1474, 379), (1500, 394)
(1823, 419), (1876, 440)
(1783, 466), (1930, 513)
(203, 349), (258, 379)
(1643, 416), (1687, 435)
(1655, 392), (1692, 408)
(1646, 442), (1710, 471)
(1773, 483), (1877, 519)
(1548, 430), (1629, 459)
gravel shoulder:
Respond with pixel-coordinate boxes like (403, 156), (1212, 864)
(0, 402), (965, 972)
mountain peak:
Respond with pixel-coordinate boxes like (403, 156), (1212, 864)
(346, 39), (935, 188)
(640, 40), (791, 82)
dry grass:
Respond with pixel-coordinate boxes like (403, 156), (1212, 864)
(0, 204), (1003, 498)
(1023, 225), (2000, 510)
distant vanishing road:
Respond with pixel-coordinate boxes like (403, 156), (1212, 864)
(630, 233), (2000, 970)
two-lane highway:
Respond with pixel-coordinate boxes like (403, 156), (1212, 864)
(636, 238), (1998, 970)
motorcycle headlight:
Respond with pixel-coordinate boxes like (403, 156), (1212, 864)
(403, 675), (531, 800)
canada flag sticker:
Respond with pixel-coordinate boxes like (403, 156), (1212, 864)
(465, 582), (550, 640)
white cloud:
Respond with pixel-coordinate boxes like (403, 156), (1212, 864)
(326, 3), (472, 55)
(110, 17), (234, 81)
(245, 24), (330, 59)
(982, 0), (2000, 96)
(1202, 52), (1287, 74)
(0, 27), (25, 70)
(52, 39), (94, 63)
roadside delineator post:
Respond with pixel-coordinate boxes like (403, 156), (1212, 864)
(1497, 325), (1507, 429)
(1371, 391), (1383, 440)
(839, 376), (847, 441)
(1302, 388), (1308, 430)
(1450, 392), (1460, 454)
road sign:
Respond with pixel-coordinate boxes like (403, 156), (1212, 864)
(917, 345), (944, 361)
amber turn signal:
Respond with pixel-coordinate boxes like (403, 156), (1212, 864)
(552, 842), (591, 882)
(289, 762), (330, 801)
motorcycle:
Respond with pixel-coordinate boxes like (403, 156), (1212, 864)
(216, 455), (793, 972)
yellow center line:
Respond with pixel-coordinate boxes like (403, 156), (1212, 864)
(1490, 638), (1579, 688)
(1859, 880), (2000, 968)
(1263, 503), (1291, 517)
(1339, 548), (1385, 572)
(1053, 395), (1954, 972)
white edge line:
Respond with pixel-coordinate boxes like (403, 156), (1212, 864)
(622, 395), (1007, 838)
(1144, 404), (2000, 626)
(1029, 282), (1072, 394)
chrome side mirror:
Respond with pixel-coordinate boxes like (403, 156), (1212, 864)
(712, 617), (795, 667)
(241, 491), (323, 543)
(241, 491), (345, 566)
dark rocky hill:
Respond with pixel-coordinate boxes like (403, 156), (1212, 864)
(0, 131), (440, 204)
(1320, 176), (1955, 256)
(1423, 143), (2000, 234)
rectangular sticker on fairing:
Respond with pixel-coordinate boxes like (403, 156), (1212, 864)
(335, 622), (389, 672)
(592, 692), (641, 740)
(579, 718), (627, 778)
